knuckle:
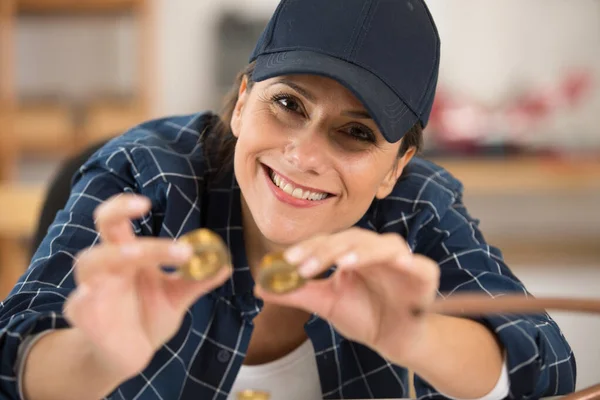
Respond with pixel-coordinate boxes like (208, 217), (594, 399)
(423, 256), (440, 281)
(382, 232), (405, 247)
(93, 194), (127, 220)
(92, 202), (106, 221)
(74, 247), (93, 267)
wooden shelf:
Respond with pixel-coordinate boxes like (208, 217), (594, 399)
(81, 100), (146, 145)
(431, 156), (600, 195)
(0, 0), (155, 298)
(0, 238), (29, 300)
(15, 102), (75, 154)
(488, 234), (600, 266)
(16, 0), (142, 14)
(0, 109), (17, 180)
(0, 184), (45, 238)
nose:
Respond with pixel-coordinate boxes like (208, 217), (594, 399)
(283, 129), (330, 175)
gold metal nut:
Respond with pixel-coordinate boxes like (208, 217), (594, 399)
(177, 229), (231, 280)
(236, 390), (271, 400)
(257, 251), (305, 294)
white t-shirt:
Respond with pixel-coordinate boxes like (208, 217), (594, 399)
(228, 339), (323, 400)
(228, 340), (509, 400)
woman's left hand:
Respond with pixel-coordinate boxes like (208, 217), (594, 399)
(254, 227), (441, 365)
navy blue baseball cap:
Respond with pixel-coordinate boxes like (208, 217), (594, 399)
(249, 0), (441, 143)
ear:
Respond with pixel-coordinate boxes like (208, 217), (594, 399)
(375, 146), (416, 199)
(230, 76), (250, 138)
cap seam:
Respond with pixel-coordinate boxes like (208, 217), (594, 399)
(348, 0), (379, 61)
(264, 0), (291, 51)
(417, 3), (441, 117)
(342, 0), (373, 59)
(348, 0), (375, 61)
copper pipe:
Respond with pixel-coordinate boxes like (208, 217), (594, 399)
(429, 295), (600, 316)
(563, 384), (600, 400)
(425, 294), (600, 400)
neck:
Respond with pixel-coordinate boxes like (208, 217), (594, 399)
(240, 195), (286, 272)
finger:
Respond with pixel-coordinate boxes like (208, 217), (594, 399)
(336, 243), (438, 291)
(283, 233), (329, 264)
(411, 254), (441, 290)
(163, 264), (232, 311)
(286, 229), (410, 279)
(283, 230), (361, 278)
(93, 194), (151, 244)
(334, 233), (413, 272)
(74, 239), (193, 284)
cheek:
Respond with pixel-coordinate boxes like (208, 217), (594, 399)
(339, 154), (393, 197)
(236, 108), (284, 152)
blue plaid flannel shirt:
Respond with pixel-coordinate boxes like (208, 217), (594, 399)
(0, 112), (576, 399)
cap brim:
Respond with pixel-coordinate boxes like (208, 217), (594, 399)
(252, 50), (418, 143)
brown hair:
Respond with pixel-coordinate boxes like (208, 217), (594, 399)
(208, 62), (423, 176)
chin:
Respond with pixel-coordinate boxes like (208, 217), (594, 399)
(255, 214), (317, 247)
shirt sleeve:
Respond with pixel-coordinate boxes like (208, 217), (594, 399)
(0, 146), (151, 400)
(412, 194), (576, 399)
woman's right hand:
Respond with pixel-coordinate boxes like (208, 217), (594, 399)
(63, 194), (232, 380)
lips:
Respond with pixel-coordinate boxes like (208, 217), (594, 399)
(269, 169), (330, 201)
(261, 164), (334, 208)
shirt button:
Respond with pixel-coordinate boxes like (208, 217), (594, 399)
(217, 349), (231, 363)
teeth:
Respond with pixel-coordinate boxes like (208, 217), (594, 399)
(282, 184), (294, 195)
(270, 170), (328, 201)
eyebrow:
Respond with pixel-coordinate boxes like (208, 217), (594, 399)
(342, 110), (372, 120)
(271, 78), (316, 102)
(270, 78), (373, 120)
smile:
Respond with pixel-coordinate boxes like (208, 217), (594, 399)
(262, 164), (333, 208)
(269, 170), (329, 201)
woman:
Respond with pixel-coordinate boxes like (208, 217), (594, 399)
(0, 1), (575, 399)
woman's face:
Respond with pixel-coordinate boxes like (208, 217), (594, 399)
(231, 74), (415, 246)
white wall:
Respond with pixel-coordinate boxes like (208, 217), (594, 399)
(152, 0), (280, 116)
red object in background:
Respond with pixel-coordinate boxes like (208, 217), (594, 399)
(427, 69), (595, 153)
(561, 70), (593, 106)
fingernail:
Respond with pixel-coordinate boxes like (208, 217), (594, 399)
(121, 244), (142, 257)
(170, 243), (193, 260)
(298, 258), (320, 278)
(337, 252), (358, 268)
(129, 197), (149, 211)
(284, 247), (305, 264)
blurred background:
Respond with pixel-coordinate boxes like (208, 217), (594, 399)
(0, 0), (599, 392)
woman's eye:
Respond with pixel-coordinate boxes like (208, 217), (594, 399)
(274, 96), (301, 113)
(346, 126), (376, 143)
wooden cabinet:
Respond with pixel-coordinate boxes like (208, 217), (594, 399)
(0, 0), (154, 299)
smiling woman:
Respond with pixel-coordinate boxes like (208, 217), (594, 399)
(0, 1), (577, 400)
(231, 73), (419, 246)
